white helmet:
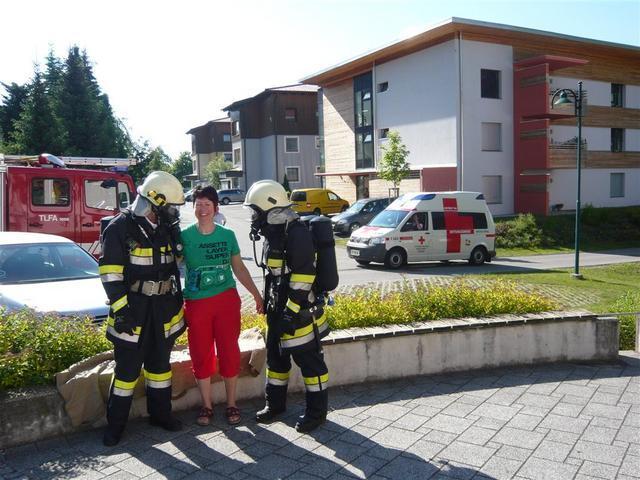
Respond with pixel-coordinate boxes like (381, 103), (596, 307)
(137, 171), (185, 206)
(243, 179), (291, 212)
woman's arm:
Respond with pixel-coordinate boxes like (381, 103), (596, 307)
(231, 254), (264, 314)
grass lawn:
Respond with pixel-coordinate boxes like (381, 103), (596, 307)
(497, 240), (640, 258)
(472, 262), (640, 313)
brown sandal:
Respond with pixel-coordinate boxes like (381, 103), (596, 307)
(226, 406), (241, 425)
(196, 406), (213, 426)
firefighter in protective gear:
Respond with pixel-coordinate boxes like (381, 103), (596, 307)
(99, 171), (186, 446)
(244, 180), (330, 433)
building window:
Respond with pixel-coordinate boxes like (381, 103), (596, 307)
(233, 148), (241, 167)
(354, 71), (374, 169)
(232, 121), (240, 136)
(611, 128), (624, 152)
(610, 173), (625, 198)
(223, 152), (232, 163)
(285, 166), (300, 182)
(223, 133), (231, 142)
(284, 136), (299, 153)
(482, 175), (502, 204)
(315, 136), (321, 149)
(481, 122), (502, 151)
(611, 84), (624, 108)
(285, 108), (297, 121)
(377, 81), (388, 93)
(481, 69), (501, 99)
(379, 128), (389, 139)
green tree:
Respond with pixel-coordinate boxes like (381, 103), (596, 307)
(171, 151), (194, 188)
(0, 82), (29, 150)
(12, 68), (67, 155)
(203, 155), (232, 189)
(378, 130), (410, 197)
(282, 173), (291, 194)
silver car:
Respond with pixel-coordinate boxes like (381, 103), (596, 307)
(217, 189), (246, 205)
(0, 232), (108, 321)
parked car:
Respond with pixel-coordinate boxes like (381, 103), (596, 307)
(0, 232), (108, 321)
(217, 188), (246, 205)
(290, 188), (349, 216)
(184, 187), (197, 202)
(332, 197), (391, 235)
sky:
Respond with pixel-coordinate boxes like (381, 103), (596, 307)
(1, 0), (639, 159)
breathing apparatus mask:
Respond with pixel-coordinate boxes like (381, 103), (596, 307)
(130, 195), (180, 227)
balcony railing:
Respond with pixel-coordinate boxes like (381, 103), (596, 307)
(549, 139), (588, 168)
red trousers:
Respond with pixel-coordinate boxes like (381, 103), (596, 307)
(184, 288), (241, 379)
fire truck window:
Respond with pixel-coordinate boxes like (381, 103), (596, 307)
(85, 180), (117, 210)
(31, 178), (70, 206)
(117, 182), (131, 208)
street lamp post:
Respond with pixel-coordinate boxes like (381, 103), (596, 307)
(551, 81), (584, 279)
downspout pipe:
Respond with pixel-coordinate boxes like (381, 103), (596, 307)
(457, 31), (464, 191)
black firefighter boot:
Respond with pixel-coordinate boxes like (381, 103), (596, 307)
(295, 389), (328, 433)
(256, 384), (287, 423)
(103, 424), (125, 447)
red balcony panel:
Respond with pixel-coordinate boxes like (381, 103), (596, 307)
(421, 167), (457, 191)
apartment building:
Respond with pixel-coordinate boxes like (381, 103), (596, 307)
(185, 118), (233, 187)
(223, 84), (322, 191)
(301, 18), (640, 215)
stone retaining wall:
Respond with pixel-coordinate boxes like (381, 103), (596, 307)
(0, 311), (618, 449)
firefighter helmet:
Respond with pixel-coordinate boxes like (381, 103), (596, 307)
(137, 171), (185, 206)
(243, 179), (292, 212)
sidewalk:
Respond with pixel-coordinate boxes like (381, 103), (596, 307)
(1, 355), (638, 479)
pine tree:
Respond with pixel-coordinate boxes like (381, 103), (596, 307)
(12, 68), (66, 154)
(282, 173), (291, 194)
(0, 82), (29, 150)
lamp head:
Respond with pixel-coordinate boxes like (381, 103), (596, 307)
(553, 91), (574, 107)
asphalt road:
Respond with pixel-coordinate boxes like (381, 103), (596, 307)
(179, 203), (640, 294)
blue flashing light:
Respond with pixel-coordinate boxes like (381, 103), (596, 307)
(412, 193), (436, 200)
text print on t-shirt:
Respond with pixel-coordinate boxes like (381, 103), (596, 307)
(200, 241), (228, 261)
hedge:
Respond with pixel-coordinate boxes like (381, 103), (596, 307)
(0, 279), (556, 390)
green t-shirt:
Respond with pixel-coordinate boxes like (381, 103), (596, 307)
(181, 223), (240, 300)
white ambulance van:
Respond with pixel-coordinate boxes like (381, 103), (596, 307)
(346, 192), (496, 269)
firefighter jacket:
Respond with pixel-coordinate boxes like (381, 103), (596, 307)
(263, 220), (329, 353)
(99, 211), (185, 349)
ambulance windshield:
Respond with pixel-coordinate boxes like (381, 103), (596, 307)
(369, 210), (409, 228)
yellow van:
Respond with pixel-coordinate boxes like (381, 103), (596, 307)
(290, 188), (349, 216)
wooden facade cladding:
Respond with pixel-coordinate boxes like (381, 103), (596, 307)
(549, 150), (640, 169)
(512, 47), (640, 86)
(191, 122), (232, 154)
(551, 106), (640, 129)
(322, 81), (356, 174)
(234, 92), (319, 139)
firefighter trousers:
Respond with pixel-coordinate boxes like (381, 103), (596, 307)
(106, 321), (175, 431)
(264, 325), (329, 419)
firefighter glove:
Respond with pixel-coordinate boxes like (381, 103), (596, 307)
(280, 309), (297, 336)
(114, 314), (135, 335)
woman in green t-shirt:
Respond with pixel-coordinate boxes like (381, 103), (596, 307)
(181, 186), (263, 426)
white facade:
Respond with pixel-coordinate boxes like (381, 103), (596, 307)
(374, 40), (459, 168)
(549, 168), (640, 209)
(458, 39), (515, 216)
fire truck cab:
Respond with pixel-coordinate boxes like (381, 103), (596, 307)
(0, 153), (136, 256)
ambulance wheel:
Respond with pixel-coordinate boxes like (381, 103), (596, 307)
(349, 222), (361, 233)
(385, 248), (406, 269)
(469, 246), (487, 265)
(314, 208), (322, 216)
(356, 260), (370, 266)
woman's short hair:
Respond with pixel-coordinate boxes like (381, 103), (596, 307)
(193, 185), (219, 206)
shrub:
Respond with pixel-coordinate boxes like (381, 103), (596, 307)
(0, 309), (111, 390)
(611, 291), (640, 351)
(496, 214), (543, 249)
(0, 281), (557, 390)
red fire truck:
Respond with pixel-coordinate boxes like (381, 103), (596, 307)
(0, 153), (137, 256)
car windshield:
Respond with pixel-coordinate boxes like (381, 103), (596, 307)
(0, 242), (98, 284)
(344, 200), (368, 214)
(369, 210), (410, 228)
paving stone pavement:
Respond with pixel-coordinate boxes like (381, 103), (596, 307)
(1, 355), (639, 480)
